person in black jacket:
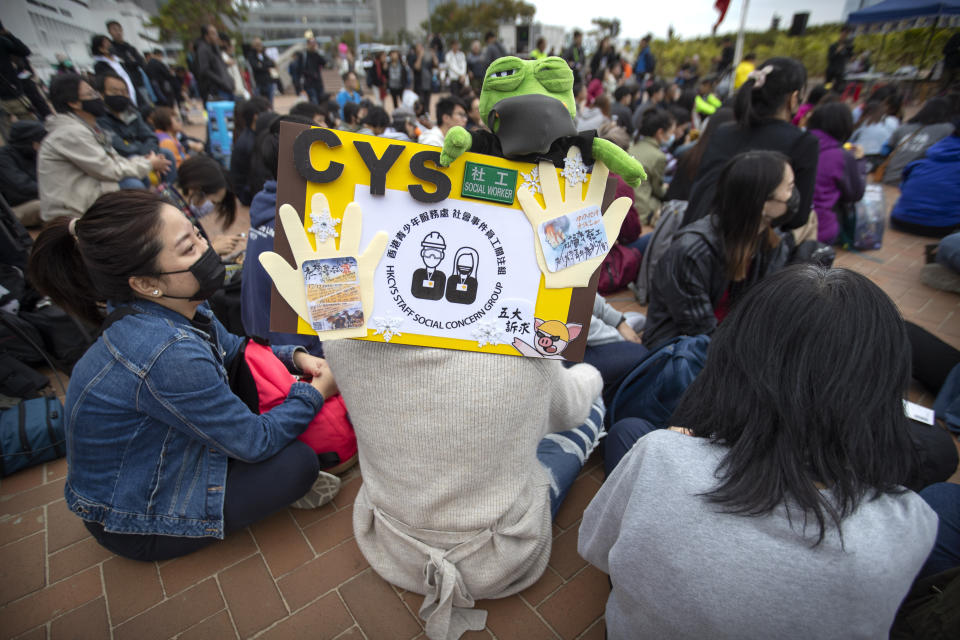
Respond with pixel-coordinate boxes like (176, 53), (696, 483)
(246, 38), (276, 105)
(106, 21), (146, 95)
(145, 49), (180, 108)
(643, 151), (798, 350)
(0, 120), (45, 226)
(683, 57), (819, 232)
(195, 25), (234, 102)
(826, 27), (854, 88)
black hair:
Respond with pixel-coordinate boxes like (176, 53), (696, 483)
(49, 73), (83, 113)
(638, 108), (676, 138)
(289, 101), (326, 123)
(106, 20), (120, 30)
(152, 48), (163, 56)
(28, 191), (167, 325)
(484, 31), (496, 41)
(94, 71), (124, 94)
(805, 84), (829, 106)
(435, 96), (465, 126)
(909, 97), (954, 125)
(343, 101), (362, 125)
(341, 70), (357, 83)
(807, 102), (854, 143)
(573, 30), (582, 38)
(677, 106), (734, 183)
(744, 52), (757, 61)
(234, 96), (271, 142)
(250, 114), (315, 192)
(712, 150), (789, 280)
(152, 105), (176, 131)
(91, 34), (111, 56)
(614, 86), (633, 102)
(362, 105), (390, 129)
(667, 103), (691, 128)
(856, 100), (886, 127)
(177, 156), (236, 228)
(734, 57), (807, 128)
(648, 80), (666, 97)
(672, 264), (916, 546)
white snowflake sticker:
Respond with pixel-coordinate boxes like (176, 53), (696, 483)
(520, 166), (542, 195)
(371, 315), (404, 342)
(308, 209), (341, 244)
(471, 319), (506, 348)
(560, 149), (588, 187)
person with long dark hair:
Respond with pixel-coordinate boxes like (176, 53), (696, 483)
(642, 150), (799, 351)
(581, 265), (940, 639)
(155, 155), (242, 257)
(26, 190), (342, 562)
(664, 106), (733, 202)
(683, 57), (819, 231)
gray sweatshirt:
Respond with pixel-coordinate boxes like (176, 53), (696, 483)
(579, 430), (938, 640)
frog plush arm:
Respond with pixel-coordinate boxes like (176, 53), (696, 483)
(592, 137), (647, 188)
(439, 125), (471, 167)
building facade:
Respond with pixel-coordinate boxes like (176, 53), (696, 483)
(237, 0), (429, 46)
(0, 0), (158, 79)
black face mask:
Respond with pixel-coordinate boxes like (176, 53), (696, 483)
(769, 186), (801, 227)
(487, 94), (578, 157)
(104, 95), (130, 112)
(152, 246), (225, 301)
(81, 98), (107, 117)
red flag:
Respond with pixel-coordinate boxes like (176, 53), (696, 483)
(714, 0), (731, 33)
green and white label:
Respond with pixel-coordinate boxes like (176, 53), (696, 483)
(461, 161), (518, 205)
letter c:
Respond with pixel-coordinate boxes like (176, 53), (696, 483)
(293, 127), (344, 183)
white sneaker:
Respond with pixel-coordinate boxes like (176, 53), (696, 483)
(291, 471), (341, 509)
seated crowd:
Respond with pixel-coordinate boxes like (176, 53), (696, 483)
(5, 35), (960, 640)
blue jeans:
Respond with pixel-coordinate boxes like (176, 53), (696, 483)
(918, 482), (960, 578)
(536, 396), (605, 518)
(625, 233), (652, 256)
(937, 232), (960, 273)
(584, 341), (650, 405)
(84, 440), (320, 562)
(118, 176), (148, 190)
(257, 83), (275, 104)
(604, 417), (658, 477)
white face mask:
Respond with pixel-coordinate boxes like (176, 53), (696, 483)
(661, 133), (675, 148)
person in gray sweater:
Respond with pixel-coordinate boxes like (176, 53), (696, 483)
(324, 340), (603, 640)
(580, 265), (939, 639)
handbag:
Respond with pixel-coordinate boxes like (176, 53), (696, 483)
(870, 127), (922, 183)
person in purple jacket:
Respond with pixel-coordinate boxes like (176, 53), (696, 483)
(807, 103), (866, 245)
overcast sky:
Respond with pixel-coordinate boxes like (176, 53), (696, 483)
(527, 0), (848, 40)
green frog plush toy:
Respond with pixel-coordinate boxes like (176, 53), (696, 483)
(438, 55), (646, 186)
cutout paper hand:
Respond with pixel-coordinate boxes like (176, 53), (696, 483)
(259, 193), (388, 340)
(517, 147), (632, 289)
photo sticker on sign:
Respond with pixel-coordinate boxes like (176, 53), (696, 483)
(538, 205), (609, 272)
(303, 257), (363, 332)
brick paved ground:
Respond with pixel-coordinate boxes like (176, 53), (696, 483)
(1, 88), (958, 639)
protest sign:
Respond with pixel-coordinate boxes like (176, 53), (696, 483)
(264, 122), (627, 362)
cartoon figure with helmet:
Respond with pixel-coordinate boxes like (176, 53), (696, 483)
(411, 231), (447, 300)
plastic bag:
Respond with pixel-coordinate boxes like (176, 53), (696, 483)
(854, 184), (885, 251)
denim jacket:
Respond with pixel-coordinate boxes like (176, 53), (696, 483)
(64, 300), (324, 538)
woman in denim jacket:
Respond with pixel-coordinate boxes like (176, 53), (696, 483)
(28, 190), (341, 561)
